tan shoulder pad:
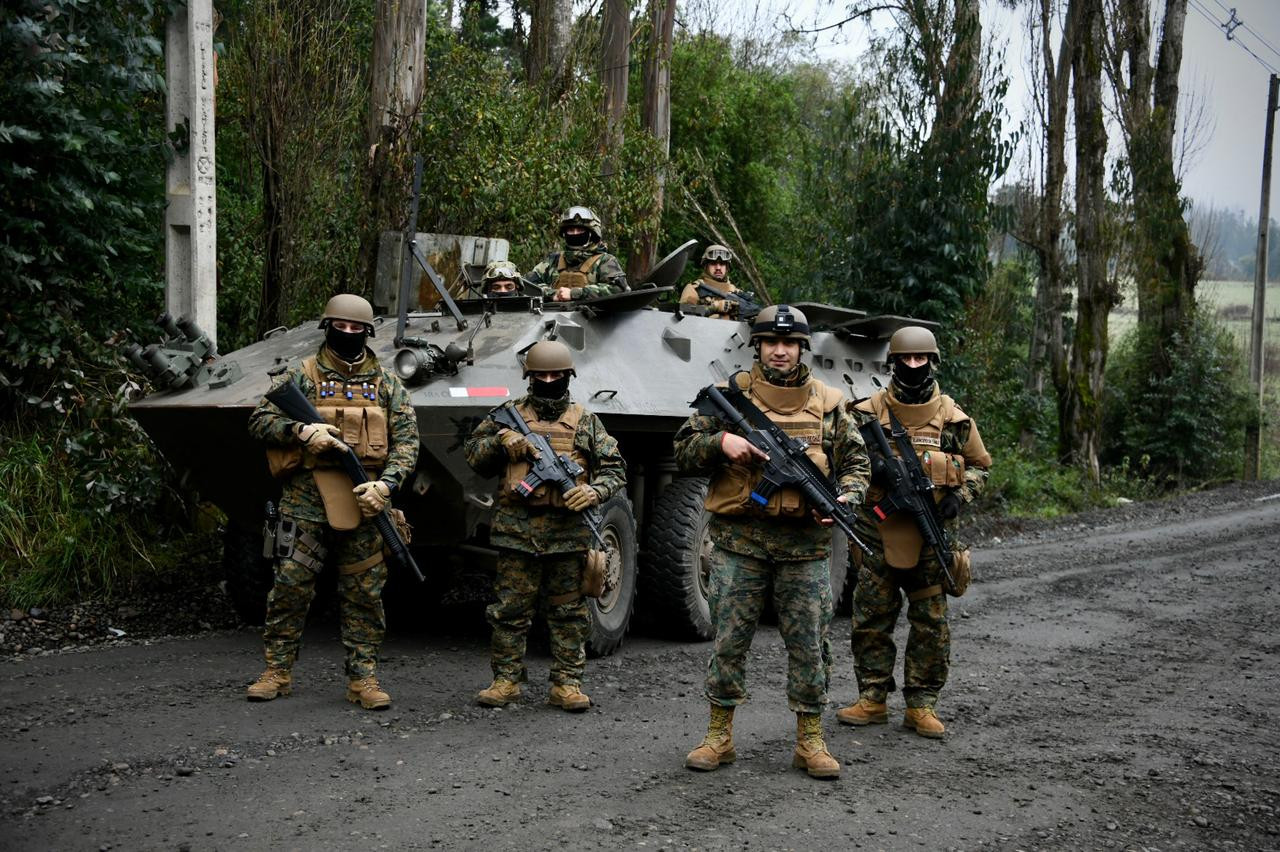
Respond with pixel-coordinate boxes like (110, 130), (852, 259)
(814, 381), (844, 414)
(942, 395), (971, 424)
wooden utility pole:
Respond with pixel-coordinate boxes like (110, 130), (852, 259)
(1244, 73), (1278, 481)
(165, 0), (217, 345)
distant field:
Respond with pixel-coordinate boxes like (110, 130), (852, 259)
(1109, 278), (1280, 348)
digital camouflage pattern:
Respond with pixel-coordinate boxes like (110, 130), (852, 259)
(248, 346), (419, 524)
(704, 547), (832, 713)
(675, 363), (869, 714)
(848, 393), (990, 710)
(525, 245), (628, 301)
(261, 516), (387, 679)
(463, 392), (626, 554)
(487, 550), (589, 685)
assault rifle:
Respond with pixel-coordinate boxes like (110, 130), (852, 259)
(264, 379), (424, 582)
(488, 403), (607, 549)
(692, 376), (872, 556)
(859, 407), (955, 589)
(695, 283), (761, 320)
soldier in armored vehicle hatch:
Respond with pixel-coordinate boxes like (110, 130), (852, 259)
(678, 244), (756, 320)
(244, 294), (419, 711)
(481, 260), (522, 299)
(525, 206), (629, 302)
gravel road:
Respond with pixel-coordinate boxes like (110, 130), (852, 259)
(1, 482), (1278, 851)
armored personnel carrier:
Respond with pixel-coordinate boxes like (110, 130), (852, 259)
(129, 234), (931, 655)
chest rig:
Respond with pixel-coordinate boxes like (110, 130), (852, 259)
(553, 252), (606, 291)
(704, 369), (841, 519)
(500, 400), (588, 507)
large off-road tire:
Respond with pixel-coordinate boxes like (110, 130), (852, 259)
(638, 477), (715, 641)
(586, 494), (638, 657)
(221, 521), (274, 626)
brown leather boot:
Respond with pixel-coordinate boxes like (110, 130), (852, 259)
(792, 712), (840, 779)
(246, 667), (292, 701)
(903, 706), (945, 739)
(685, 704), (736, 771)
(836, 697), (888, 726)
(346, 675), (391, 710)
(548, 683), (590, 712)
(476, 679), (522, 707)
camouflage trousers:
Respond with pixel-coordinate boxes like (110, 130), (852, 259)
(262, 516), (387, 680)
(850, 550), (949, 709)
(705, 547), (832, 714)
(487, 549), (589, 686)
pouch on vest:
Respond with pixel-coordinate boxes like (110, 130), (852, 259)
(554, 253), (605, 291)
(582, 549), (607, 599)
(312, 468), (361, 531)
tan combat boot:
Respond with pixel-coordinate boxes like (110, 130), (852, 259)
(792, 712), (841, 779)
(476, 679), (522, 707)
(548, 683), (591, 712)
(685, 704), (736, 771)
(346, 675), (391, 710)
(836, 697), (888, 726)
(246, 667), (292, 701)
(903, 706), (945, 739)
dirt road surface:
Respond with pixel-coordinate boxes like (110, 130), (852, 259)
(2, 484), (1278, 850)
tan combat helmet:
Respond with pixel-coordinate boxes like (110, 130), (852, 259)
(887, 325), (940, 363)
(318, 293), (376, 336)
(700, 244), (735, 266)
(522, 340), (577, 377)
(559, 206), (603, 242)
(750, 304), (811, 349)
(482, 260), (521, 294)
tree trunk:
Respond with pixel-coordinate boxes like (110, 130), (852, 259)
(600, 0), (629, 176)
(360, 0), (427, 295)
(528, 0), (572, 99)
(1060, 0), (1114, 482)
(627, 0), (676, 282)
(258, 117), (285, 339)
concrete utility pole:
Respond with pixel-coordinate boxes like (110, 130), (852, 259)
(164, 0), (217, 346)
(1245, 73), (1278, 481)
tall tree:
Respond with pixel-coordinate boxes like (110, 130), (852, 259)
(600, 0), (629, 175)
(361, 0), (427, 296)
(528, 0), (572, 98)
(1060, 0), (1117, 480)
(628, 0), (676, 280)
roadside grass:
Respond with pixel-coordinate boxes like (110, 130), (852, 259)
(980, 447), (1158, 518)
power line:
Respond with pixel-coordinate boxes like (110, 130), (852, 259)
(1203, 0), (1280, 64)
(1190, 0), (1280, 75)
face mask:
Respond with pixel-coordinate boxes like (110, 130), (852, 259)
(530, 375), (570, 399)
(564, 230), (590, 249)
(892, 359), (932, 390)
(326, 326), (367, 362)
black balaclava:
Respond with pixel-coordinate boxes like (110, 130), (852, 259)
(326, 324), (368, 363)
(890, 357), (935, 403)
(530, 375), (571, 400)
(563, 229), (591, 249)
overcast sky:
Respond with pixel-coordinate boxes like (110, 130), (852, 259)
(721, 0), (1280, 219)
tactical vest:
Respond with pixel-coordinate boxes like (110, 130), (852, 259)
(857, 387), (990, 568)
(500, 400), (588, 508)
(554, 252), (606, 291)
(265, 357), (389, 478)
(698, 275), (739, 319)
(704, 369), (843, 519)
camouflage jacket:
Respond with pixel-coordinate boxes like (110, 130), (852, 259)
(248, 345), (420, 524)
(464, 392), (627, 554)
(673, 364), (870, 561)
(526, 244), (628, 301)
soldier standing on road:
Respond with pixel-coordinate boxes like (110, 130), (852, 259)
(245, 294), (419, 710)
(838, 326), (990, 739)
(480, 260), (522, 299)
(678, 244), (749, 319)
(463, 341), (627, 712)
(525, 206), (629, 302)
(675, 305), (870, 779)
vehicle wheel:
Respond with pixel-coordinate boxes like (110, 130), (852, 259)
(221, 521), (274, 626)
(638, 477), (715, 640)
(587, 494), (638, 657)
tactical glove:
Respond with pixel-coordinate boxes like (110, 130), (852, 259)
(498, 428), (540, 462)
(563, 484), (601, 512)
(938, 492), (963, 520)
(297, 422), (345, 454)
(713, 299), (736, 315)
(353, 480), (391, 517)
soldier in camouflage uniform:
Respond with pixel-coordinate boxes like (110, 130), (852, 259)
(678, 244), (749, 319)
(463, 340), (627, 712)
(525, 206), (628, 302)
(244, 294), (419, 710)
(480, 260), (521, 299)
(837, 326), (990, 739)
(675, 305), (870, 779)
